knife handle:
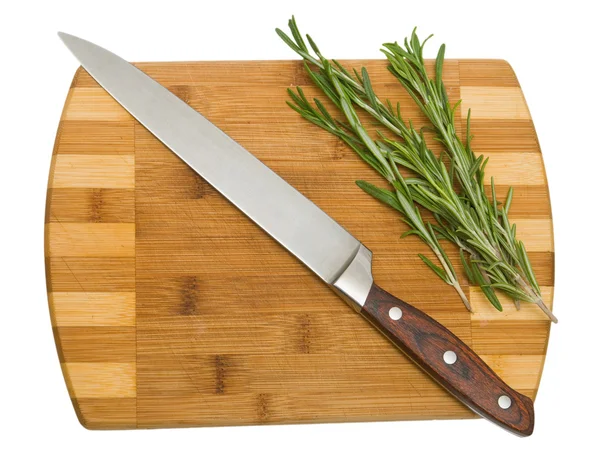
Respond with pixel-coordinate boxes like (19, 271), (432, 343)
(361, 283), (534, 436)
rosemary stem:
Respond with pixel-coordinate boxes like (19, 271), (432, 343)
(432, 246), (472, 311)
(277, 18), (557, 322)
(514, 274), (558, 323)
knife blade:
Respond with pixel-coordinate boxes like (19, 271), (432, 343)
(58, 32), (535, 436)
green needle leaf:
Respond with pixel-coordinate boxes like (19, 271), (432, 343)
(459, 249), (474, 283)
(356, 180), (403, 212)
(276, 17), (556, 322)
(435, 44), (445, 94)
(418, 254), (451, 284)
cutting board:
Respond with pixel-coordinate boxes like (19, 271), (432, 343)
(46, 59), (553, 429)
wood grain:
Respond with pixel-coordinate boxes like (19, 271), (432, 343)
(51, 154), (135, 188)
(49, 292), (135, 326)
(45, 59), (553, 429)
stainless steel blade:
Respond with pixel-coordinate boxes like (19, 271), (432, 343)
(58, 33), (368, 293)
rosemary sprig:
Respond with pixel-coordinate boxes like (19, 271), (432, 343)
(276, 17), (557, 323)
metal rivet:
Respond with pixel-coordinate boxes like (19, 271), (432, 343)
(443, 350), (457, 365)
(389, 307), (403, 320)
(498, 395), (512, 409)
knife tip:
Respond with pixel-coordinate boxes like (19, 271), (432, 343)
(57, 31), (73, 42)
(57, 32), (84, 48)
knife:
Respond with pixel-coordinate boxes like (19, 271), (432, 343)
(58, 33), (535, 436)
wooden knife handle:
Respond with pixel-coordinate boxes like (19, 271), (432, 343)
(361, 283), (534, 436)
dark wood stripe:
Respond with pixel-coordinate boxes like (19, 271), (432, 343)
(74, 61), (305, 88)
(297, 314), (312, 354)
(458, 60), (520, 87)
(465, 119), (540, 152)
(134, 119), (207, 201)
(72, 59), (456, 89)
(528, 252), (554, 286)
(70, 66), (88, 89)
(256, 393), (271, 423)
(374, 250), (552, 303)
(52, 327), (66, 363)
(136, 353), (244, 397)
(55, 121), (134, 155)
(135, 276), (204, 316)
(44, 256), (53, 293)
(215, 355), (228, 394)
(56, 327), (136, 362)
(134, 139), (212, 202)
(75, 398), (137, 429)
(46, 188), (135, 223)
(51, 120), (64, 157)
(46, 257), (135, 292)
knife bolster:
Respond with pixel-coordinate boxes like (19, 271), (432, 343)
(332, 244), (374, 311)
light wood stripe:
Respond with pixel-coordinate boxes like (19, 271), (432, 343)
(480, 152), (545, 185)
(50, 292), (135, 327)
(52, 154), (135, 188)
(461, 86), (529, 119)
(46, 223), (135, 257)
(64, 362), (136, 398)
(64, 88), (131, 121)
(512, 218), (554, 252)
(471, 286), (554, 321)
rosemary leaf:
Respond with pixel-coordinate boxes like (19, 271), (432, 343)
(356, 180), (402, 212)
(418, 254), (451, 284)
(277, 18), (556, 322)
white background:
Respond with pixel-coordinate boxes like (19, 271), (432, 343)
(1, 0), (598, 472)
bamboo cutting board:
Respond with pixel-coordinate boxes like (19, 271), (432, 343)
(46, 59), (553, 429)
